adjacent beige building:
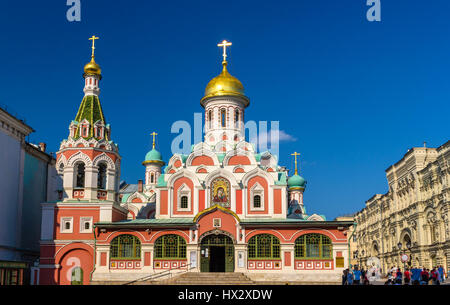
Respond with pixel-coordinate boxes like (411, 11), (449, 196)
(353, 140), (449, 273)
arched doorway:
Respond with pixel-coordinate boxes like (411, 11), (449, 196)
(200, 233), (234, 272)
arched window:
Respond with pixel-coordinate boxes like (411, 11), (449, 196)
(97, 162), (107, 189)
(110, 235), (141, 259)
(295, 234), (332, 259)
(235, 109), (239, 128)
(71, 267), (83, 285)
(150, 173), (154, 184)
(75, 162), (85, 188)
(221, 109), (226, 127)
(154, 234), (186, 259)
(253, 195), (261, 208)
(208, 110), (212, 129)
(58, 163), (64, 175)
(180, 196), (188, 209)
(248, 234), (280, 259)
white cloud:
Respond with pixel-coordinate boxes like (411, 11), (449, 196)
(251, 130), (297, 149)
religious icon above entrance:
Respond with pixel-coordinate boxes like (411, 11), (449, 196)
(211, 177), (230, 208)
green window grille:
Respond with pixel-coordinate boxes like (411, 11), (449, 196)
(110, 234), (141, 259)
(253, 195), (261, 208)
(248, 234), (280, 259)
(154, 234), (187, 259)
(180, 196), (188, 209)
(294, 234), (332, 259)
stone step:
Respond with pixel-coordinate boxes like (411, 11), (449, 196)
(169, 272), (255, 285)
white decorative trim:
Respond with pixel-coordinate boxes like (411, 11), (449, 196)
(177, 184), (191, 211)
(307, 214), (325, 221)
(67, 151), (93, 167)
(60, 217), (73, 233)
(250, 182), (265, 211)
(93, 152), (115, 170)
(79, 217), (93, 233)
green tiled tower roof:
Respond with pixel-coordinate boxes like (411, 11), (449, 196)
(73, 95), (108, 140)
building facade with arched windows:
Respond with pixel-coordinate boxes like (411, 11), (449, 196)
(353, 141), (450, 273)
(38, 39), (353, 285)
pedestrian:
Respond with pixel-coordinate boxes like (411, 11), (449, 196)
(438, 265), (445, 283)
(395, 268), (402, 284)
(420, 267), (429, 285)
(411, 267), (421, 285)
(342, 269), (348, 285)
(431, 267), (440, 285)
(353, 266), (362, 285)
(404, 268), (411, 285)
(347, 268), (354, 285)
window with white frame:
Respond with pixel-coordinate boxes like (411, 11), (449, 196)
(178, 184), (191, 211)
(60, 217), (73, 233)
(213, 218), (221, 228)
(80, 217), (93, 233)
(250, 183), (265, 211)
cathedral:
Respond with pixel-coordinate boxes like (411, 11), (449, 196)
(38, 37), (353, 285)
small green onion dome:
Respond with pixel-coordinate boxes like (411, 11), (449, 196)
(288, 174), (306, 189)
(143, 148), (165, 165)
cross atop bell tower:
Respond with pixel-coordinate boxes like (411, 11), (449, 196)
(89, 35), (99, 58)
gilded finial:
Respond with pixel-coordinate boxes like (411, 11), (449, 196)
(89, 35), (100, 59)
(150, 132), (158, 149)
(291, 152), (301, 175)
(84, 35), (102, 77)
(217, 40), (232, 63)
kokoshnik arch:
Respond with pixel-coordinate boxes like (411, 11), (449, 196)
(38, 38), (353, 285)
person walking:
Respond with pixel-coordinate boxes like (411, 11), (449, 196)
(431, 267), (440, 285)
(438, 265), (445, 283)
(411, 267), (421, 285)
(420, 268), (429, 285)
(353, 266), (362, 285)
(347, 268), (354, 285)
(395, 268), (402, 285)
(404, 268), (411, 285)
(342, 269), (348, 285)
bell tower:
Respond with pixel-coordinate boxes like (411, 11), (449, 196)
(57, 36), (121, 202)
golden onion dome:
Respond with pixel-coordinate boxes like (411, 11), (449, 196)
(201, 60), (249, 106)
(83, 57), (102, 77)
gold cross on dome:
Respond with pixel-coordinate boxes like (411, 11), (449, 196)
(89, 35), (100, 58)
(291, 152), (301, 175)
(217, 40), (232, 61)
(150, 132), (158, 149)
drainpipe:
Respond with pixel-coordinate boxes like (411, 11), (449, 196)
(348, 222), (357, 270)
(89, 225), (97, 283)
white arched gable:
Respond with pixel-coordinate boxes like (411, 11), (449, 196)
(223, 150), (257, 166)
(204, 168), (239, 188)
(242, 167), (275, 186)
(67, 151), (93, 167)
(124, 203), (139, 220)
(236, 141), (255, 152)
(260, 151), (278, 167)
(192, 142), (214, 152)
(186, 149), (219, 167)
(168, 154), (184, 168)
(95, 139), (113, 151)
(56, 154), (68, 169)
(213, 141), (234, 153)
(307, 214), (325, 221)
(93, 153), (116, 170)
(166, 168), (202, 188)
(127, 191), (148, 204)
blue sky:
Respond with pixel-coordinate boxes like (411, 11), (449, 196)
(0, 0), (448, 219)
